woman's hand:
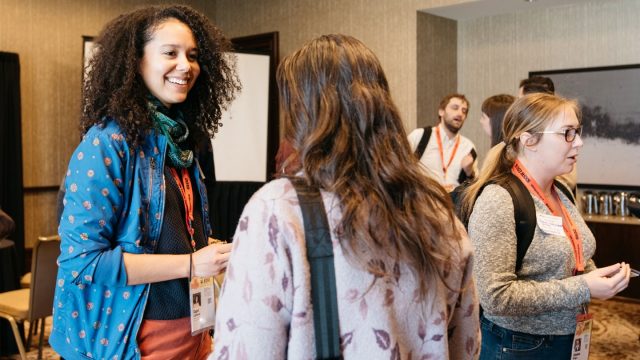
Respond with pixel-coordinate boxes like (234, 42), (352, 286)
(583, 263), (631, 300)
(192, 240), (232, 277)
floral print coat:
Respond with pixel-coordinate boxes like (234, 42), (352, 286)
(212, 178), (480, 359)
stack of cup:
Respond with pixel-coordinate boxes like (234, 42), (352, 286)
(582, 191), (598, 215)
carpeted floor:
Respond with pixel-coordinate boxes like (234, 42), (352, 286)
(1, 297), (638, 359)
(589, 297), (640, 359)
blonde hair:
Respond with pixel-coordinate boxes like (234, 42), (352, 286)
(460, 93), (580, 221)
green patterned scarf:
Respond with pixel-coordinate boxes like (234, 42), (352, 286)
(148, 98), (193, 168)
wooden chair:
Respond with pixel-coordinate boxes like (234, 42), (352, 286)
(17, 235), (59, 351)
(0, 236), (60, 359)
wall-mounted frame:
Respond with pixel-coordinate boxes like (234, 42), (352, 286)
(531, 65), (640, 190)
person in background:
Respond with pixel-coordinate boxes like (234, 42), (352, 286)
(50, 5), (239, 359)
(518, 75), (555, 97)
(460, 93), (630, 359)
(479, 94), (515, 147)
(408, 94), (478, 191)
(213, 34), (479, 359)
(0, 207), (15, 239)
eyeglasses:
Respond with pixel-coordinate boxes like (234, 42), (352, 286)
(536, 126), (582, 142)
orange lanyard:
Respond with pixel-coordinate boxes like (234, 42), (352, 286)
(435, 126), (461, 177)
(169, 167), (196, 251)
(511, 160), (584, 273)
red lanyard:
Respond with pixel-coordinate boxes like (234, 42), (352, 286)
(434, 126), (461, 177)
(511, 160), (584, 273)
(169, 167), (196, 252)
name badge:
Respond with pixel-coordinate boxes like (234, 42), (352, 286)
(189, 275), (218, 335)
(571, 313), (593, 360)
(537, 214), (565, 237)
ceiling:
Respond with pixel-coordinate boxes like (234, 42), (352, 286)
(421, 0), (602, 21)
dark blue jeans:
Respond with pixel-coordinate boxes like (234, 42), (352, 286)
(479, 315), (574, 360)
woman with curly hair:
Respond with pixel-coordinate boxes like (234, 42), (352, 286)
(213, 34), (479, 359)
(51, 5), (239, 359)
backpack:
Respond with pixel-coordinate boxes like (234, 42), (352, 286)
(414, 127), (477, 185)
(452, 172), (575, 272)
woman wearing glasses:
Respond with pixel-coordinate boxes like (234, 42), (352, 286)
(459, 93), (630, 359)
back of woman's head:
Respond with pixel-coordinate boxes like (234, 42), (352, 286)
(277, 34), (461, 299)
(481, 94), (515, 146)
(461, 93), (580, 219)
(82, 5), (238, 145)
(278, 34), (402, 181)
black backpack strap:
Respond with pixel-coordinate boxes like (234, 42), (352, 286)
(457, 148), (478, 184)
(500, 173), (536, 272)
(462, 174), (536, 272)
(290, 179), (341, 360)
(554, 179), (576, 205)
(450, 181), (470, 226)
(414, 127), (432, 159)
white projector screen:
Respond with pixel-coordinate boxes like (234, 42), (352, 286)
(212, 53), (271, 182)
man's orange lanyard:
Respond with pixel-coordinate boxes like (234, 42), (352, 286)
(512, 160), (584, 273)
(434, 126), (461, 178)
(169, 167), (196, 252)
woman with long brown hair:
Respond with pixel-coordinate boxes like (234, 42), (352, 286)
(461, 94), (630, 359)
(213, 34), (479, 359)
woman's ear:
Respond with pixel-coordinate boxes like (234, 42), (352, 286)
(519, 132), (537, 151)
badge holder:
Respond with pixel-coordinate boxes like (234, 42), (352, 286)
(570, 305), (593, 360)
(189, 257), (218, 335)
(171, 167), (220, 335)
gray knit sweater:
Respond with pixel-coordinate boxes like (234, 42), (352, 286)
(468, 184), (596, 335)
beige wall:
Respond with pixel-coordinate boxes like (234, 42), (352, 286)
(214, 0), (468, 132)
(0, 0), (217, 247)
(457, 0), (640, 163)
(2, 0), (465, 247)
(417, 12), (457, 128)
(5, 0), (639, 246)
(215, 0), (640, 165)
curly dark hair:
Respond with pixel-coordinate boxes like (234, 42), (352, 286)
(81, 5), (240, 146)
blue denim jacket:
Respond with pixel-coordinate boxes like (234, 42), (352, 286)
(50, 120), (211, 359)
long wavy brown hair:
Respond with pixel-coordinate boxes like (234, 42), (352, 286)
(81, 5), (240, 146)
(277, 34), (461, 299)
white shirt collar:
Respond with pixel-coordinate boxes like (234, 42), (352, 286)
(437, 123), (458, 144)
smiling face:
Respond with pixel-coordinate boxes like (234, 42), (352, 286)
(139, 18), (200, 108)
(535, 105), (583, 177)
(439, 97), (468, 135)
